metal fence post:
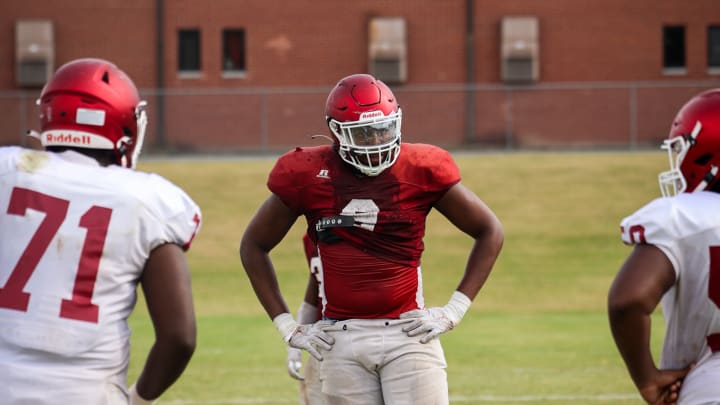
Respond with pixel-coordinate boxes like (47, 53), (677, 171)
(505, 87), (513, 149)
(629, 84), (637, 150)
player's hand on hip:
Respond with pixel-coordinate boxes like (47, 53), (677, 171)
(638, 364), (693, 405)
(286, 347), (304, 380)
(287, 320), (335, 361)
(401, 291), (472, 343)
(400, 307), (456, 343)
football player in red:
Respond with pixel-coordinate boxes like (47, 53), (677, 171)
(0, 58), (201, 404)
(609, 89), (720, 404)
(241, 73), (504, 404)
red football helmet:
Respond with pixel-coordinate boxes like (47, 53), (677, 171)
(35, 58), (147, 168)
(659, 88), (720, 196)
(325, 74), (402, 176)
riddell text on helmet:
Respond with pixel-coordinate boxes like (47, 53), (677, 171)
(359, 111), (384, 120)
(45, 133), (93, 145)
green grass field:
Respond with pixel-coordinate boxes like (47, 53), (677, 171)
(128, 150), (668, 404)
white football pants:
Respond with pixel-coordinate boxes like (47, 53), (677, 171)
(318, 318), (449, 405)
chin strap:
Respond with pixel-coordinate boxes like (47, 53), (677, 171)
(686, 120), (717, 193)
(311, 134), (335, 143)
(693, 165), (720, 192)
(115, 137), (131, 168)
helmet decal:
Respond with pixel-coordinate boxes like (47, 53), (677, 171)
(75, 108), (106, 126)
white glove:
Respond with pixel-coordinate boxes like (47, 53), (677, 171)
(400, 291), (472, 343)
(287, 347), (304, 380)
(273, 313), (334, 361)
(128, 383), (155, 405)
(285, 301), (319, 380)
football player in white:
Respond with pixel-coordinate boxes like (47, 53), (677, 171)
(609, 88), (720, 404)
(0, 58), (201, 404)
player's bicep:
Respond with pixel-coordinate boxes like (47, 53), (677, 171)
(434, 182), (502, 240)
(243, 194), (298, 253)
(141, 243), (196, 339)
(608, 244), (676, 315)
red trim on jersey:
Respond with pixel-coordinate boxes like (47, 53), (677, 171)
(708, 333), (720, 353)
(182, 213), (201, 251)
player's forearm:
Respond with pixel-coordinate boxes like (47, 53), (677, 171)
(246, 270), (290, 319)
(241, 247), (291, 318)
(456, 228), (504, 300)
(608, 306), (657, 390)
(247, 277), (291, 319)
(135, 337), (196, 400)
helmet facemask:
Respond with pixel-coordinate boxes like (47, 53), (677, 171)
(329, 109), (402, 176)
(658, 120), (720, 197)
(659, 132), (691, 197)
(118, 101), (148, 169)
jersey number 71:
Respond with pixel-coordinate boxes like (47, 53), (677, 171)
(0, 187), (112, 324)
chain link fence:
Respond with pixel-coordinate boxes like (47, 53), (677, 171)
(3, 80), (719, 154)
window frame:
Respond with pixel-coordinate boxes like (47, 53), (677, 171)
(663, 25), (686, 76)
(222, 28), (247, 79)
(708, 25), (720, 75)
(178, 28), (202, 77)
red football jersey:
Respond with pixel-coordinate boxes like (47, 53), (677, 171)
(269, 143), (460, 319)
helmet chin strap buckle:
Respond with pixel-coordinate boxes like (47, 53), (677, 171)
(115, 136), (134, 168)
(684, 121), (703, 146)
(694, 165), (720, 192)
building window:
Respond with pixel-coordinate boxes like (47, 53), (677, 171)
(709, 25), (720, 72)
(178, 29), (201, 72)
(223, 29), (246, 74)
(663, 25), (686, 74)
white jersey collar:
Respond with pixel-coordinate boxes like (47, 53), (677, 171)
(55, 150), (102, 167)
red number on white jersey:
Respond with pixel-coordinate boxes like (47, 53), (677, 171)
(708, 246), (720, 350)
(0, 187), (112, 323)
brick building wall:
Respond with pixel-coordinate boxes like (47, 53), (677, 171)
(1, 0), (719, 152)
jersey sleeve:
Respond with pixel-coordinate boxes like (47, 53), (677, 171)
(267, 149), (302, 210)
(267, 147), (326, 213)
(140, 174), (202, 252)
(620, 197), (682, 276)
(426, 145), (461, 191)
(403, 144), (461, 193)
(0, 146), (22, 176)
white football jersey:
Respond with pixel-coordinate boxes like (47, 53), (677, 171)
(0, 146), (201, 403)
(620, 192), (720, 371)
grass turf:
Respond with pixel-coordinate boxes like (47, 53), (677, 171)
(128, 150), (666, 404)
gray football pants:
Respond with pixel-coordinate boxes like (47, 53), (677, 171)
(317, 318), (449, 405)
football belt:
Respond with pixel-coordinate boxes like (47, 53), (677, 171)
(315, 215), (355, 244)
